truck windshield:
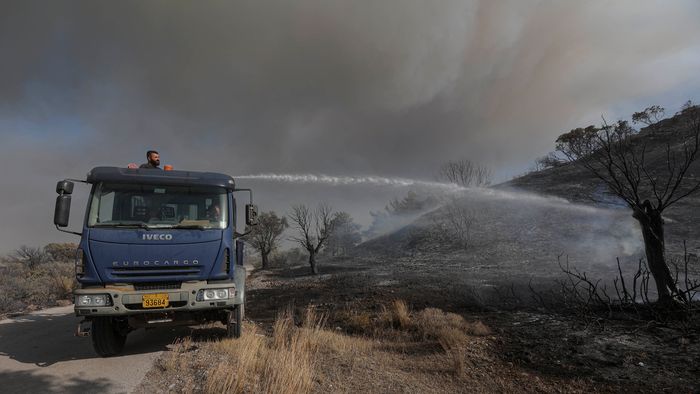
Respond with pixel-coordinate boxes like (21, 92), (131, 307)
(87, 183), (228, 229)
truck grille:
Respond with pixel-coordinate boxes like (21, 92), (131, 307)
(133, 282), (182, 291)
(109, 265), (202, 279)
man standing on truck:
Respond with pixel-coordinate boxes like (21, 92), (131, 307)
(139, 150), (161, 169)
(127, 150), (162, 169)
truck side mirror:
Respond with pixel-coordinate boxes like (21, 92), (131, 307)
(54, 194), (72, 227)
(245, 204), (259, 226)
(54, 180), (75, 227)
(56, 180), (74, 195)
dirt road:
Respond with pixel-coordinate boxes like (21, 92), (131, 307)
(0, 306), (186, 394)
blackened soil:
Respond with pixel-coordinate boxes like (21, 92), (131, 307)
(246, 256), (700, 393)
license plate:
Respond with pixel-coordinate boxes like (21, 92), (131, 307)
(142, 293), (169, 308)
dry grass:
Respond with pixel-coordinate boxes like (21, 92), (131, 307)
(410, 307), (480, 376)
(148, 301), (611, 393)
(162, 336), (194, 372)
(331, 302), (495, 377)
(202, 308), (329, 394)
(155, 308), (370, 394)
(413, 308), (491, 340)
(392, 299), (411, 329)
(206, 323), (265, 393)
(465, 320), (491, 336)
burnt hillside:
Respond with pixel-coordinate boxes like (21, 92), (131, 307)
(502, 106), (700, 248)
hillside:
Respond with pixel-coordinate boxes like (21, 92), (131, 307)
(502, 107), (700, 254)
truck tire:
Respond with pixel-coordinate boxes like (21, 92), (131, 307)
(227, 304), (244, 338)
(92, 317), (127, 357)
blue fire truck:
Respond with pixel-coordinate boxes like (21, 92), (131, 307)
(53, 166), (257, 356)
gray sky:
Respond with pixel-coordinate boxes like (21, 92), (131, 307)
(1, 0), (700, 253)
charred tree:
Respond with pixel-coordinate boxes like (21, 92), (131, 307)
(438, 159), (492, 187)
(556, 104), (700, 304)
(288, 203), (335, 275)
(245, 211), (288, 269)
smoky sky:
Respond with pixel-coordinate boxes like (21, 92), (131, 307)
(1, 0), (700, 253)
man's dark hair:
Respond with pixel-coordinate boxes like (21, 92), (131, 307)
(146, 150), (158, 159)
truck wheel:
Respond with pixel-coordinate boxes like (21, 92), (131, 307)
(91, 317), (127, 357)
(227, 304), (244, 338)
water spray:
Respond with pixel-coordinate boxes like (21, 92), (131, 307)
(236, 173), (605, 211)
(234, 173), (614, 214)
(235, 173), (466, 192)
(236, 173), (582, 208)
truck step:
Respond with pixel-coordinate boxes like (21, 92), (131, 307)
(75, 321), (91, 337)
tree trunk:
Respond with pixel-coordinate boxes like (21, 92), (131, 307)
(633, 203), (678, 303)
(308, 252), (319, 275)
(261, 252), (270, 270)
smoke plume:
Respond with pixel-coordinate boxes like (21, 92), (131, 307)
(0, 1), (699, 251)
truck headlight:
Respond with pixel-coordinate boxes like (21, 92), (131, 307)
(76, 294), (112, 307)
(196, 288), (236, 301)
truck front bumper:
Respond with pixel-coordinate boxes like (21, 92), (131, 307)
(73, 279), (245, 317)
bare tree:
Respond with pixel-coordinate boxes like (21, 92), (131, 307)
(556, 103), (700, 304)
(430, 199), (475, 249)
(11, 245), (49, 269)
(444, 202), (475, 249)
(438, 159), (491, 187)
(245, 211), (288, 269)
(288, 203), (335, 274)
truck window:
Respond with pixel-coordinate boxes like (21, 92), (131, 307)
(87, 183), (228, 229)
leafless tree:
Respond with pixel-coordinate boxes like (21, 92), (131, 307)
(11, 245), (49, 269)
(288, 203), (335, 274)
(556, 103), (700, 304)
(431, 199), (476, 249)
(245, 211), (288, 269)
(444, 202), (475, 249)
(438, 159), (492, 187)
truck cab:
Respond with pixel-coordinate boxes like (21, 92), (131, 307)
(54, 166), (257, 357)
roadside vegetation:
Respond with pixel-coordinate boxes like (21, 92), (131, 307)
(0, 243), (77, 316)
